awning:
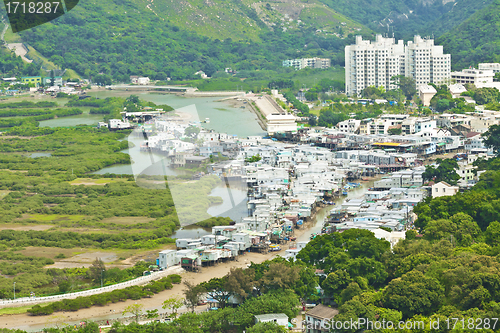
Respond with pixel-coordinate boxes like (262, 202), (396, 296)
(373, 142), (401, 147)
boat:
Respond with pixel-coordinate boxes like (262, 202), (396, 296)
(203, 118), (210, 123)
(342, 191), (348, 196)
(269, 244), (281, 251)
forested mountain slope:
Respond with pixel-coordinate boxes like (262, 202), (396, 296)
(438, 0), (500, 70)
(319, 0), (492, 40)
(0, 0), (368, 80)
(143, 0), (365, 41)
(2, 0), (497, 80)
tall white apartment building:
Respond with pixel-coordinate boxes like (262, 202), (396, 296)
(345, 35), (451, 96)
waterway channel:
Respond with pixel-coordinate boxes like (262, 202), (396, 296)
(295, 176), (380, 243)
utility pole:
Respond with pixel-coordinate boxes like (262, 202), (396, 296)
(13, 282), (15, 300)
(101, 270), (104, 288)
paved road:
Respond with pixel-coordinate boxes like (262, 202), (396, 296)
(0, 266), (184, 308)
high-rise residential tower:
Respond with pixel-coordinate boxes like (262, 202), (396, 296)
(345, 35), (451, 96)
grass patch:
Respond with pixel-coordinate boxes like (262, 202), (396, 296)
(0, 223), (54, 231)
(22, 214), (87, 223)
(100, 216), (156, 225)
(3, 26), (22, 43)
(19, 247), (79, 259)
(69, 178), (130, 185)
(0, 190), (10, 200)
(0, 94), (68, 106)
(0, 303), (50, 316)
(25, 45), (58, 70)
(63, 69), (81, 80)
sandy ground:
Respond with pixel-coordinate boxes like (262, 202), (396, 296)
(59, 252), (118, 264)
(172, 111), (192, 121)
(2, 222), (316, 330)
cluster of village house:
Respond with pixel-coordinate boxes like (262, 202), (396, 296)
(145, 109), (492, 273)
(1, 74), (83, 95)
(147, 112), (490, 330)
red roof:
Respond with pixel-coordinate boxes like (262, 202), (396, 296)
(466, 132), (481, 138)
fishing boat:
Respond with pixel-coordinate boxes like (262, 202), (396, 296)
(269, 244), (281, 251)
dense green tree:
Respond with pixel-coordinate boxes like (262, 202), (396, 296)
(122, 303), (144, 323)
(200, 277), (231, 308)
(88, 258), (106, 286)
(308, 115), (317, 126)
(485, 221), (500, 246)
(382, 270), (445, 319)
(482, 124), (500, 156)
(361, 86), (385, 99)
(340, 282), (363, 305)
(225, 267), (256, 302)
(183, 281), (205, 312)
(184, 126), (201, 139)
(318, 109), (348, 127)
(247, 321), (288, 333)
(473, 88), (500, 105)
(322, 269), (352, 302)
(422, 158), (461, 185)
(162, 297), (183, 318)
(259, 263), (301, 292)
(388, 127), (402, 135)
(391, 75), (416, 100)
(230, 289), (300, 331)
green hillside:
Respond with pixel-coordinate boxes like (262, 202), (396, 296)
(144, 0), (365, 41)
(5, 0), (368, 81)
(318, 0), (493, 40)
(437, 0), (500, 70)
